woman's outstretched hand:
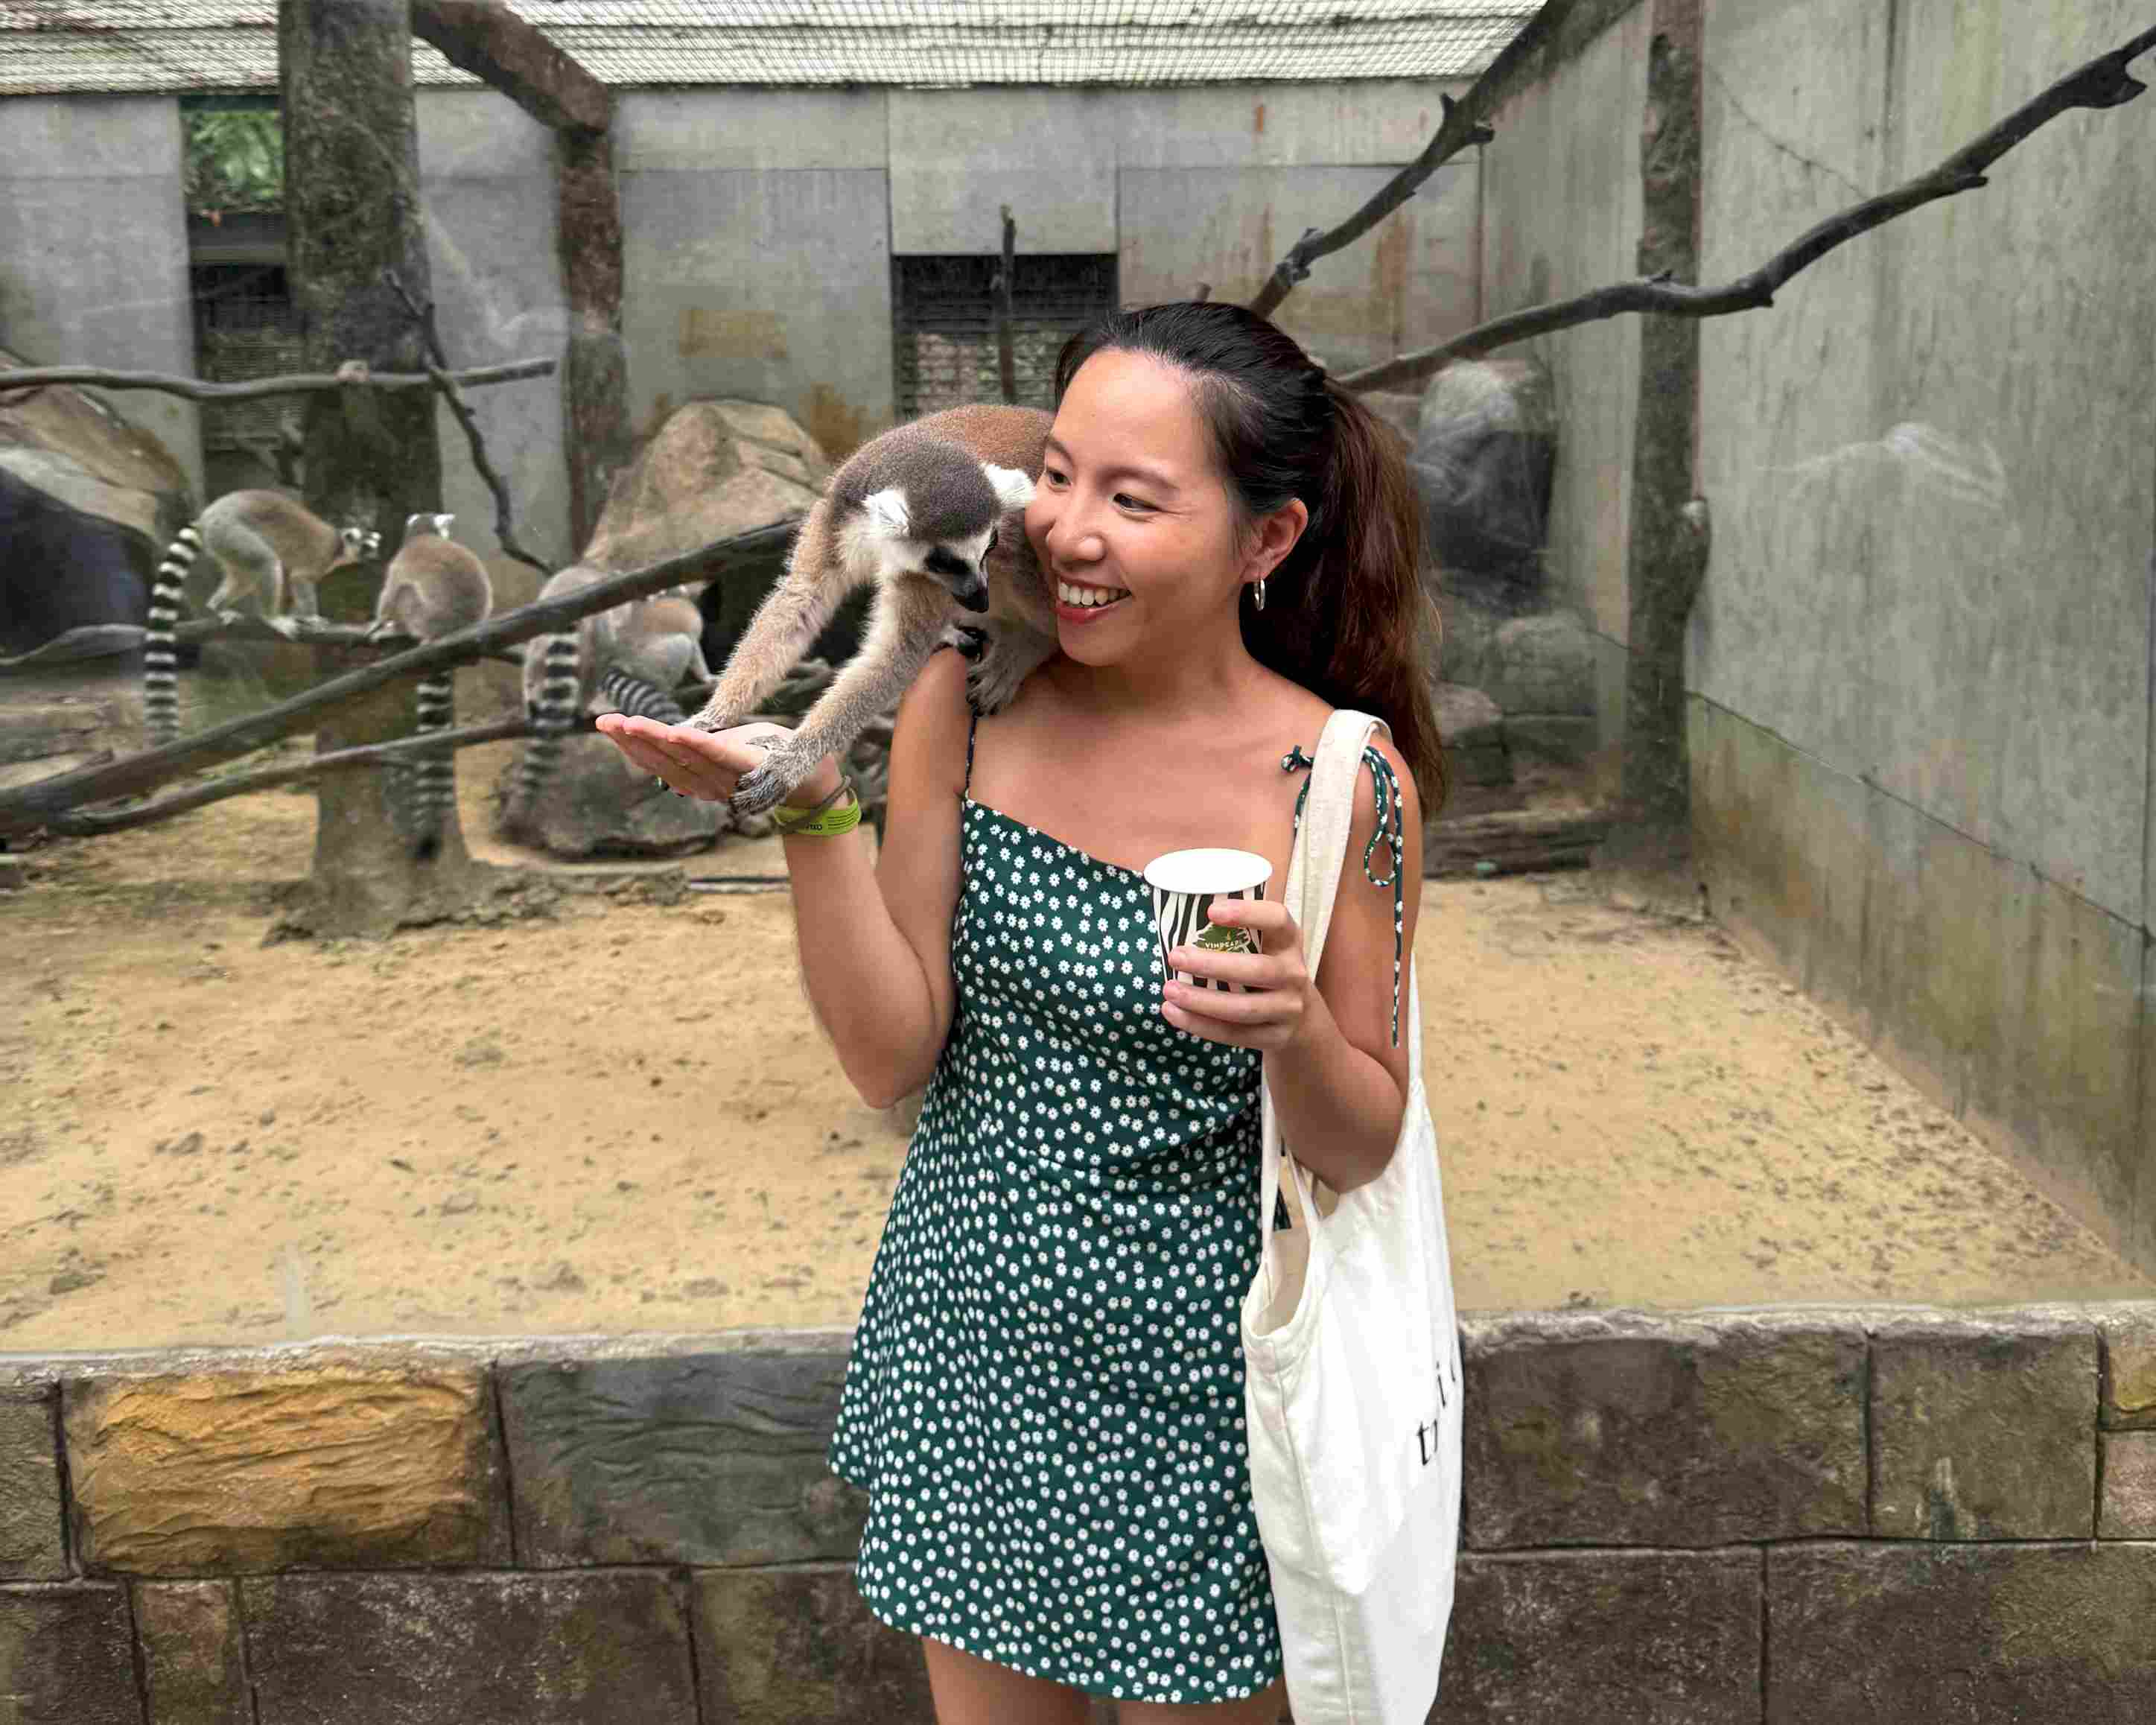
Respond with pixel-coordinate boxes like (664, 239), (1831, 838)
(1160, 898), (1319, 1055)
(594, 714), (841, 808)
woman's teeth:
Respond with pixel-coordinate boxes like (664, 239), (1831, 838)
(1058, 582), (1130, 609)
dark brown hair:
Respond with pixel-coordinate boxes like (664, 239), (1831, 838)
(1053, 300), (1447, 814)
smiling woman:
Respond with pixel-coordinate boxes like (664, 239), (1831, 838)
(602, 298), (1447, 1721)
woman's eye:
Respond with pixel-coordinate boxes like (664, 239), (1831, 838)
(1116, 493), (1152, 512)
(1043, 467), (1066, 486)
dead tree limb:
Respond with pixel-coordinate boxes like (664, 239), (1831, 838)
(43, 714), (568, 837)
(994, 206), (1018, 405)
(0, 519), (798, 839)
(1242, 0), (1595, 320)
(0, 358), (552, 404)
(1337, 19), (2156, 393)
(383, 266), (553, 576)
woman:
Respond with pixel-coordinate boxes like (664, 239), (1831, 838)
(600, 300), (1446, 1724)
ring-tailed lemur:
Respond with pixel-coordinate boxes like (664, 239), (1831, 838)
(142, 490), (381, 746)
(368, 512), (494, 859)
(683, 403), (1060, 816)
(499, 576), (713, 836)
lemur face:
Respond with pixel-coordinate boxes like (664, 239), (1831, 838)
(920, 525), (998, 612)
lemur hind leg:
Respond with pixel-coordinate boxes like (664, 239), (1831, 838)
(731, 579), (948, 817)
(965, 625), (1058, 715)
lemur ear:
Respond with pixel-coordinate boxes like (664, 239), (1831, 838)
(983, 464), (1035, 512)
(435, 513), (455, 535)
(862, 486), (911, 539)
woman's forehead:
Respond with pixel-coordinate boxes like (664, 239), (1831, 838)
(1054, 349), (1209, 471)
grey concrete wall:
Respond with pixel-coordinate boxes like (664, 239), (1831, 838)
(1684, 0), (2156, 1267)
(0, 95), (203, 503)
(1476, 5), (1652, 758)
(416, 88), (573, 610)
(614, 88), (894, 466)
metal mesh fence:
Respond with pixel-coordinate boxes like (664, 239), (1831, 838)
(2, 1), (1539, 93)
(892, 253), (1118, 419)
(188, 262), (304, 451)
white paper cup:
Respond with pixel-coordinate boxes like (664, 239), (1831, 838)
(1142, 847), (1273, 992)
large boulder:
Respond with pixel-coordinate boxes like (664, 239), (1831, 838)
(1408, 355), (1556, 609)
(500, 731), (728, 860)
(0, 348), (194, 658)
(495, 398), (838, 858)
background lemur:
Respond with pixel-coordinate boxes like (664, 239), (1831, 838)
(143, 490), (381, 746)
(685, 402), (1060, 816)
(500, 571), (713, 835)
(369, 512), (494, 859)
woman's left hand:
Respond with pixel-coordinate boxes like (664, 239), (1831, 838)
(1160, 898), (1318, 1053)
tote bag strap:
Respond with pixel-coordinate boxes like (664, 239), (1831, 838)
(1259, 708), (1387, 1254)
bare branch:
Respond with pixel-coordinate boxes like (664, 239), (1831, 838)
(1243, 0), (1588, 320)
(42, 714), (566, 837)
(1338, 20), (2156, 394)
(0, 358), (553, 406)
(994, 206), (1018, 406)
(382, 267), (553, 576)
(0, 518), (798, 838)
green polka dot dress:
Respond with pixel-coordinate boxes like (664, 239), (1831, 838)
(827, 703), (1406, 1705)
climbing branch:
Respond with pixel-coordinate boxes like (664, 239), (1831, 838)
(0, 518), (798, 839)
(1242, 0), (1596, 320)
(40, 714), (570, 837)
(1336, 19), (2156, 393)
(382, 267), (553, 576)
(0, 358), (553, 404)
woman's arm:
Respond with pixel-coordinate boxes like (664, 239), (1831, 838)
(598, 649), (971, 1110)
(1160, 734), (1422, 1194)
(787, 647), (971, 1108)
(1262, 734), (1422, 1193)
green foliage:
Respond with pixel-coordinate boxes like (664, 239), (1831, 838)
(183, 108), (284, 217)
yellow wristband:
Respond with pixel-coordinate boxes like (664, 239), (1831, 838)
(771, 778), (862, 836)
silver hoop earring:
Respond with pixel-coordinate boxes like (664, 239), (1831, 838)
(1253, 578), (1267, 611)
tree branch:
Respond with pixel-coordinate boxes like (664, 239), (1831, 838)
(382, 267), (553, 576)
(0, 518), (798, 838)
(1337, 20), (2156, 393)
(41, 714), (568, 837)
(1242, 0), (1591, 320)
(0, 618), (525, 671)
(994, 206), (1018, 406)
(0, 358), (553, 405)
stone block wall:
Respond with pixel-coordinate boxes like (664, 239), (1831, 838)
(7, 1301), (2156, 1721)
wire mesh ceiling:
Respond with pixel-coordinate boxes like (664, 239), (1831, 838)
(1, 1), (1540, 94)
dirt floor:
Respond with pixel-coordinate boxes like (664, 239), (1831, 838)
(4, 735), (2152, 1356)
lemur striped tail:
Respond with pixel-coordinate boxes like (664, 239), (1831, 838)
(406, 669), (458, 860)
(597, 667), (687, 725)
(503, 632), (581, 836)
(142, 524), (200, 746)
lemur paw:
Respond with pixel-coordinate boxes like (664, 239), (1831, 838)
(967, 649), (1030, 715)
(267, 617), (302, 641)
(731, 758), (799, 818)
(682, 710), (737, 736)
(940, 623), (989, 661)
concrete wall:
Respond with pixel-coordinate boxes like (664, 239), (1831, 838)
(608, 80), (1486, 468)
(1685, 0), (2156, 1269)
(10, 1303), (2156, 1719)
(1476, 5), (1653, 763)
(416, 89), (575, 616)
(0, 95), (203, 503)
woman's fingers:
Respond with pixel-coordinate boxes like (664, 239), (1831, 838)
(597, 717), (734, 798)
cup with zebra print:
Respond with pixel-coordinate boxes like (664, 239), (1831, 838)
(1142, 848), (1272, 993)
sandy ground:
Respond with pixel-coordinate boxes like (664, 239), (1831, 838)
(4, 737), (2151, 1356)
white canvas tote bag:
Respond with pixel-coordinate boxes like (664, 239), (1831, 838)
(1240, 708), (1465, 1725)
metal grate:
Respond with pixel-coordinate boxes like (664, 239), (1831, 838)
(892, 253), (1117, 419)
(1, 1), (1540, 93)
(189, 262), (304, 451)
